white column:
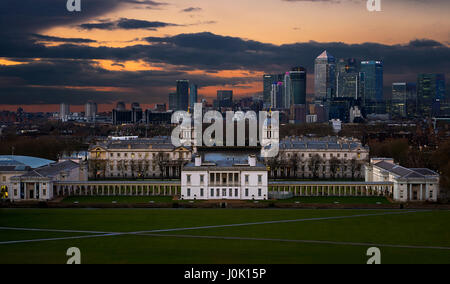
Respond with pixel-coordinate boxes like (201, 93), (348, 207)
(409, 184), (412, 201)
(419, 184), (423, 201)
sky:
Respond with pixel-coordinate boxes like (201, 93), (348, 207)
(0, 0), (449, 112)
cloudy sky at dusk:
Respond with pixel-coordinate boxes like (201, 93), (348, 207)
(0, 0), (449, 112)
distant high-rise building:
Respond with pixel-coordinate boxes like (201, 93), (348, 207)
(59, 103), (70, 121)
(290, 67), (307, 105)
(169, 93), (177, 111)
(271, 82), (284, 109)
(112, 102), (143, 125)
(336, 58), (361, 100)
(360, 61), (384, 114)
(283, 72), (292, 109)
(263, 74), (284, 108)
(314, 50), (336, 101)
(216, 90), (233, 108)
(85, 101), (97, 122)
(417, 74), (446, 117)
(177, 80), (190, 111)
(190, 84), (198, 109)
(390, 83), (416, 118)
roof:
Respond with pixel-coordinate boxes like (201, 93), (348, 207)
(316, 50), (335, 61)
(0, 155), (54, 169)
(90, 137), (190, 151)
(278, 136), (368, 151)
(17, 160), (79, 179)
(184, 152), (266, 171)
(374, 161), (439, 179)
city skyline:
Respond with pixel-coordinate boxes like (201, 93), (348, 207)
(0, 0), (449, 112)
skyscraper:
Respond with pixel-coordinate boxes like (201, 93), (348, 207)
(417, 74), (446, 117)
(177, 80), (190, 111)
(271, 82), (283, 109)
(391, 83), (408, 118)
(283, 72), (292, 109)
(263, 74), (284, 108)
(360, 61), (384, 114)
(85, 101), (97, 122)
(190, 83), (198, 109)
(290, 67), (307, 105)
(314, 50), (336, 101)
(336, 58), (361, 99)
(169, 93), (177, 111)
(216, 90), (233, 108)
(59, 103), (70, 121)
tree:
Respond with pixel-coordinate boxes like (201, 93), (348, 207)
(350, 159), (362, 180)
(289, 154), (300, 178)
(309, 154), (323, 180)
(329, 157), (340, 179)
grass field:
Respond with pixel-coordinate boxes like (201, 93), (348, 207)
(0, 208), (449, 264)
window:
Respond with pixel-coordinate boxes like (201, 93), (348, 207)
(258, 175), (262, 184)
(131, 153), (135, 159)
(200, 175), (204, 184)
(235, 189), (238, 197)
(117, 153), (121, 158)
(234, 173), (239, 183)
(43, 189), (47, 196)
(211, 188), (214, 197)
(187, 175), (191, 184)
(187, 188), (191, 197)
(223, 189), (227, 196)
(245, 188), (249, 197)
(2, 176), (6, 182)
(200, 188), (204, 197)
(229, 189), (232, 197)
(258, 188), (262, 197)
(216, 188), (220, 197)
(14, 189), (17, 196)
(245, 175), (249, 184)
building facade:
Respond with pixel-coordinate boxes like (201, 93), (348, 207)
(9, 160), (86, 201)
(265, 136), (369, 179)
(181, 154), (268, 200)
(365, 158), (440, 202)
(88, 136), (192, 179)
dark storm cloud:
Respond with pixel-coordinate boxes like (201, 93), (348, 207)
(0, 59), (258, 104)
(30, 34), (97, 43)
(0, 0), (167, 35)
(79, 18), (177, 31)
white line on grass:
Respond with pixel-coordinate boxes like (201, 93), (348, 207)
(0, 227), (113, 234)
(138, 233), (450, 251)
(131, 210), (426, 234)
(0, 233), (121, 245)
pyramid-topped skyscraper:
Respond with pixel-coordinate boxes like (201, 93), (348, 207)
(314, 50), (336, 101)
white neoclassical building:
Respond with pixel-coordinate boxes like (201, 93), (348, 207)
(365, 158), (440, 202)
(181, 153), (268, 200)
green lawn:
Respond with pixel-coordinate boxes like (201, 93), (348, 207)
(62, 196), (178, 204)
(0, 209), (449, 264)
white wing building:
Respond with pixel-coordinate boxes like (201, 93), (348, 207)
(365, 158), (440, 202)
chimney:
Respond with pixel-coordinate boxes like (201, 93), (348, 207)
(195, 155), (202, 167)
(248, 155), (256, 167)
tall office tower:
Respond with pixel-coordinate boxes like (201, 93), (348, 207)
(391, 83), (408, 118)
(271, 82), (284, 109)
(417, 74), (446, 117)
(190, 84), (198, 109)
(314, 50), (336, 101)
(360, 61), (384, 114)
(85, 101), (97, 122)
(59, 103), (70, 121)
(263, 74), (284, 108)
(169, 93), (177, 111)
(216, 90), (233, 108)
(177, 80), (190, 111)
(336, 58), (361, 99)
(283, 72), (291, 109)
(290, 67), (307, 105)
(116, 101), (126, 111)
